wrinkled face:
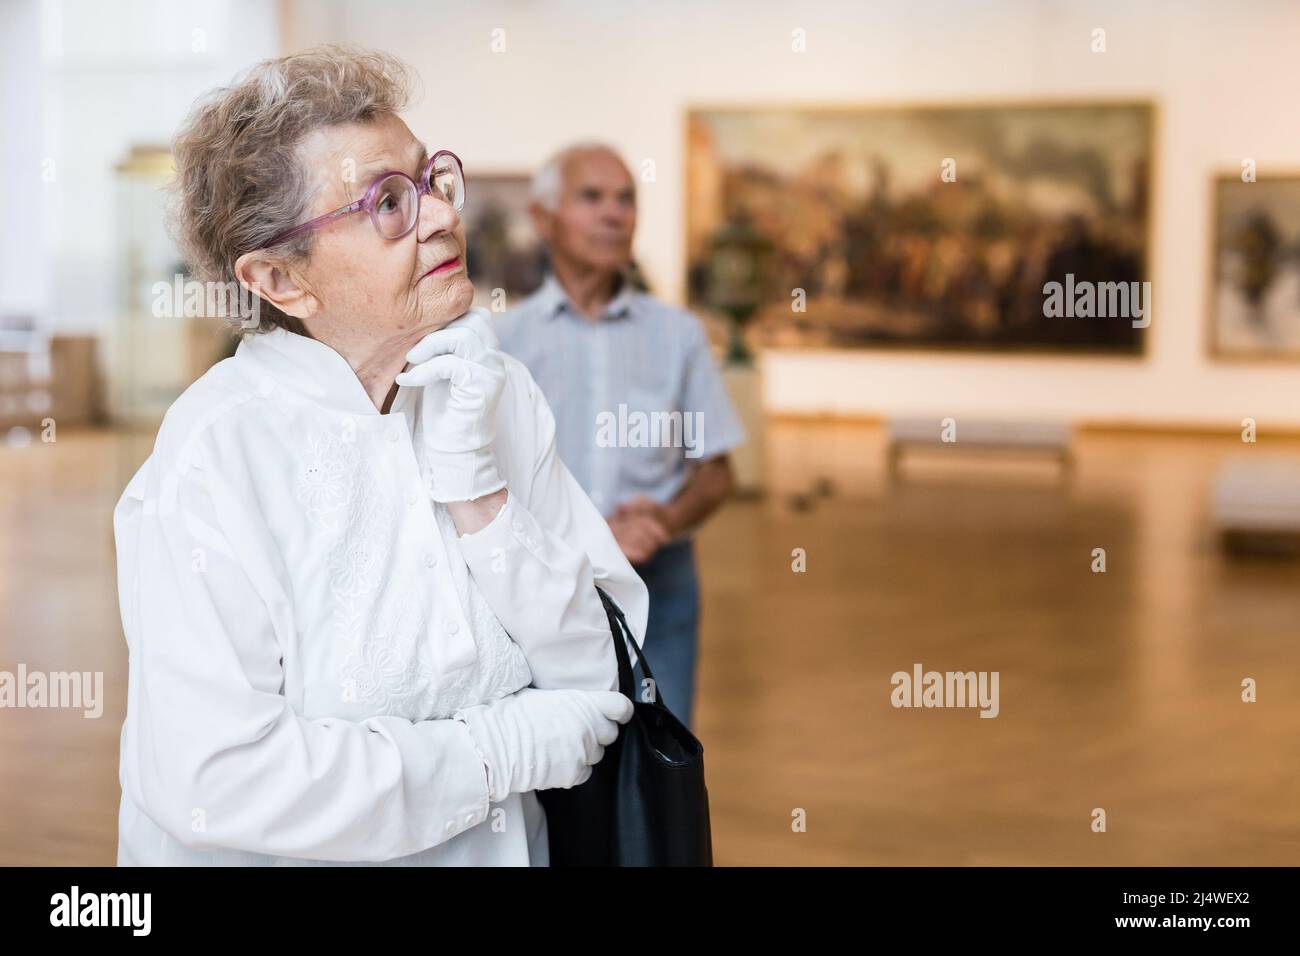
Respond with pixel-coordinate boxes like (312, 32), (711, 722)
(541, 149), (636, 273)
(289, 112), (473, 341)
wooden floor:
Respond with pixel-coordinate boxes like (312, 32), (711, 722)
(2, 422), (1298, 865)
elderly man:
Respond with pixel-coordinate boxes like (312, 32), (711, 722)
(495, 143), (744, 732)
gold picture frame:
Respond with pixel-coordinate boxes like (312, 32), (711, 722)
(1206, 171), (1300, 362)
(685, 99), (1157, 356)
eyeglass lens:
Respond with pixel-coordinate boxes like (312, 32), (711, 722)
(371, 157), (464, 239)
(373, 174), (419, 239)
(429, 156), (464, 211)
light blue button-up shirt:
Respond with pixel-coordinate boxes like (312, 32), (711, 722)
(494, 273), (745, 519)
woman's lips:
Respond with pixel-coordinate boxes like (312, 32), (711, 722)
(421, 255), (462, 280)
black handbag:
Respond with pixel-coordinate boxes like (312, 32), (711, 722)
(536, 587), (714, 866)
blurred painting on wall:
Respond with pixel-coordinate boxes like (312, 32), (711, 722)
(687, 103), (1153, 353)
(462, 174), (549, 310)
(1209, 175), (1300, 360)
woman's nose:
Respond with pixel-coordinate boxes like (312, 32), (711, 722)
(416, 189), (460, 242)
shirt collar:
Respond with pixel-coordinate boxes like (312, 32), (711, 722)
(236, 326), (395, 417)
(539, 271), (637, 322)
(238, 309), (495, 418)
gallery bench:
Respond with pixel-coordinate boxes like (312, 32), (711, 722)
(1213, 456), (1300, 556)
(886, 416), (1074, 476)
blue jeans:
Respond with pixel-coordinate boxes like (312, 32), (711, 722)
(630, 538), (700, 732)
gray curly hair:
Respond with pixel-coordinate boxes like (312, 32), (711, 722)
(169, 45), (415, 335)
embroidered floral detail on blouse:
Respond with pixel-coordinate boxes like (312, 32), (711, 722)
(326, 486), (390, 599)
(293, 421), (531, 721)
(295, 430), (354, 534)
(297, 424), (425, 716)
(427, 500), (532, 715)
(339, 594), (431, 716)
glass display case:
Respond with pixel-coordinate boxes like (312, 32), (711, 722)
(109, 145), (237, 488)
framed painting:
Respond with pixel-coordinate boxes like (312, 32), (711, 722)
(461, 173), (549, 312)
(1208, 173), (1300, 360)
(686, 102), (1154, 353)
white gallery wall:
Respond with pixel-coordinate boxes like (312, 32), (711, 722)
(18, 0), (1298, 428)
(0, 0), (47, 323)
(27, 0), (279, 338)
(283, 0), (1300, 429)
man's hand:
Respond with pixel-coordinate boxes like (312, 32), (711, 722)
(616, 494), (675, 533)
(606, 506), (671, 566)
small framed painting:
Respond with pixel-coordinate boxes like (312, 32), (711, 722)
(461, 173), (549, 311)
(1209, 173), (1300, 360)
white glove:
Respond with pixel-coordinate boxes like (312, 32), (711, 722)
(395, 307), (507, 503)
(444, 305), (501, 350)
(453, 687), (634, 802)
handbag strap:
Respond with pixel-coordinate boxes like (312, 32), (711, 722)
(595, 586), (656, 700)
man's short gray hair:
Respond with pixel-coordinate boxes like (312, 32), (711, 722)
(529, 142), (629, 211)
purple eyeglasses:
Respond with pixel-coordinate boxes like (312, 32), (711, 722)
(262, 149), (465, 248)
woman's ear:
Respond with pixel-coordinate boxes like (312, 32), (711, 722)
(234, 250), (319, 320)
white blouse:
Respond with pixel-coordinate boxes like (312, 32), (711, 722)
(112, 320), (648, 866)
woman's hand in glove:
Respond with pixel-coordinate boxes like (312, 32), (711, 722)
(452, 687), (634, 802)
(396, 307), (507, 503)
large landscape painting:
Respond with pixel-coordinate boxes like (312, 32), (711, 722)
(686, 103), (1153, 352)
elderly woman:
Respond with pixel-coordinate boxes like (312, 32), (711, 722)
(112, 46), (646, 866)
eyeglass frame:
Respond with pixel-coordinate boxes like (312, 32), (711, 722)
(261, 148), (465, 249)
